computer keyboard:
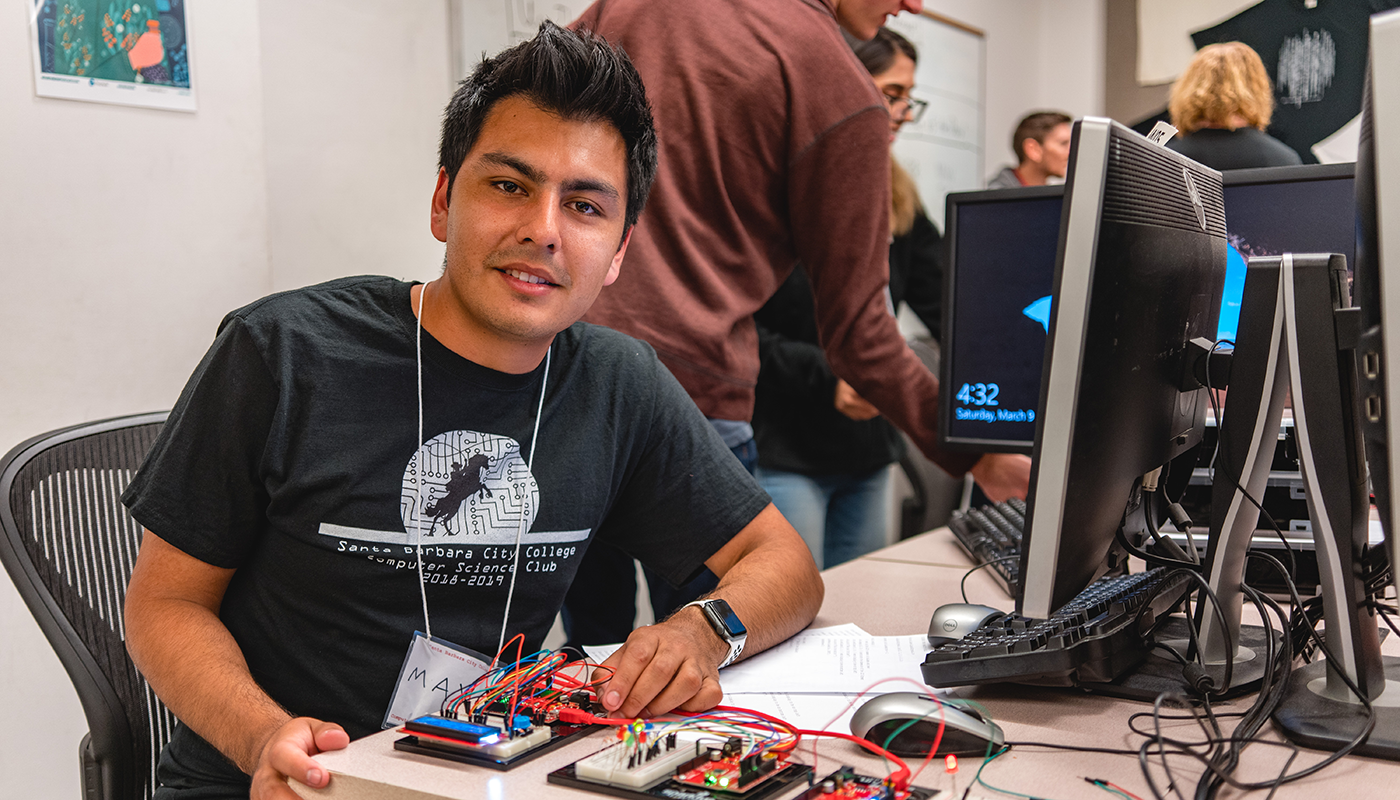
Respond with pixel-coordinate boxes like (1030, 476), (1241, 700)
(921, 567), (1192, 688)
(948, 498), (1026, 595)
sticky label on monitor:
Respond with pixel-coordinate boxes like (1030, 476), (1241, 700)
(1146, 121), (1179, 146)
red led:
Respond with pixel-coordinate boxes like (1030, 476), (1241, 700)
(944, 754), (958, 774)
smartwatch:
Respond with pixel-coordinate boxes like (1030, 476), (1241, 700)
(681, 598), (748, 668)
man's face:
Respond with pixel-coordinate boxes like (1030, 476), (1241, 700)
(1031, 122), (1073, 178)
(835, 0), (924, 41)
(429, 96), (630, 368)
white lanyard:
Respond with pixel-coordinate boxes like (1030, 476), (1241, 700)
(412, 282), (550, 648)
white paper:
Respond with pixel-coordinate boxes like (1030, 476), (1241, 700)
(581, 623), (874, 665)
(717, 634), (931, 694)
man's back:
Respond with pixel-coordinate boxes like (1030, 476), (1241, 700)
(575, 0), (897, 424)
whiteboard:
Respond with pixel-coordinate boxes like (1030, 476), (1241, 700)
(886, 11), (986, 230)
(451, 3), (985, 229)
(452, 0), (596, 77)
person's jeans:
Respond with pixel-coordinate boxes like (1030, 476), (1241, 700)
(756, 465), (891, 570)
(560, 437), (756, 648)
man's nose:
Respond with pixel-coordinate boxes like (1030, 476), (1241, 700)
(517, 196), (561, 252)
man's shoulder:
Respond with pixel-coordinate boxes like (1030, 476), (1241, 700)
(223, 275), (408, 333)
(986, 166), (1022, 190)
(556, 322), (663, 374)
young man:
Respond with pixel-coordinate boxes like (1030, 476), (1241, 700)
(563, 0), (1032, 645)
(987, 111), (1074, 189)
(121, 23), (822, 800)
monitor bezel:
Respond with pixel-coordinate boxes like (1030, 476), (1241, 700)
(938, 184), (1065, 455)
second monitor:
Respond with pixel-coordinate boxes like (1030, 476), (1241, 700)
(939, 162), (1357, 456)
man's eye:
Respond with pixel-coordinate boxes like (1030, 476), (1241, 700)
(572, 200), (599, 215)
(495, 180), (523, 194)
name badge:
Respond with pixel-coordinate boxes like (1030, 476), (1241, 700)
(383, 631), (491, 729)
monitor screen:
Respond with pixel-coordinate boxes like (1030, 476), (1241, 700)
(939, 164), (1356, 454)
(1218, 164), (1356, 343)
(939, 187), (1063, 454)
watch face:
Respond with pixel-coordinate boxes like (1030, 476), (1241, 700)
(707, 599), (747, 638)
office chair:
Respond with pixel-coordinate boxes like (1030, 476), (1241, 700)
(0, 412), (175, 800)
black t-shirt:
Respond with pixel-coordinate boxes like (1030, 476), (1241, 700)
(1192, 0), (1400, 163)
(123, 277), (767, 760)
(1166, 127), (1304, 171)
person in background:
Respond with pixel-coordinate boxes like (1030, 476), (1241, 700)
(986, 111), (1072, 189)
(752, 27), (941, 569)
(1165, 41), (1302, 171)
(561, 0), (1032, 649)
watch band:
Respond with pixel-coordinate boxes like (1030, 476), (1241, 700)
(680, 598), (748, 668)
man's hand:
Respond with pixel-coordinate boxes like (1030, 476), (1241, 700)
(969, 453), (1032, 503)
(834, 379), (880, 421)
(251, 717), (349, 800)
(591, 504), (822, 720)
(593, 608), (728, 719)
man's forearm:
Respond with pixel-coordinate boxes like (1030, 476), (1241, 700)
(127, 593), (292, 773)
(700, 504), (823, 658)
(125, 534), (293, 775)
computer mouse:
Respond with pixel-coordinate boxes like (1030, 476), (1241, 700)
(850, 692), (1004, 757)
(927, 602), (1005, 647)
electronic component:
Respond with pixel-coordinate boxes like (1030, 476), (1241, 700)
(793, 767), (938, 800)
(549, 726), (811, 800)
(573, 728), (705, 788)
(392, 646), (604, 770)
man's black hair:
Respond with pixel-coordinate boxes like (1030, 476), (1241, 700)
(438, 21), (658, 232)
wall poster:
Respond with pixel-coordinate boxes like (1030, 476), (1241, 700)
(29, 0), (195, 112)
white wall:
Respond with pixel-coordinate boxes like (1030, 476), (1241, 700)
(0, 2), (1103, 797)
(259, 0), (450, 291)
(0, 1), (271, 796)
(925, 0), (1106, 178)
(0, 1), (452, 796)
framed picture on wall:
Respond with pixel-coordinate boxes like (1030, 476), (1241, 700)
(28, 0), (196, 112)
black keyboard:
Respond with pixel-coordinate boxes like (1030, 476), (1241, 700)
(948, 498), (1026, 595)
(921, 567), (1191, 688)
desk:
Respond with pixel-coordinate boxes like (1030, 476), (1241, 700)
(292, 529), (1400, 800)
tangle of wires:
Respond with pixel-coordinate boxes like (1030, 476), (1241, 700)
(441, 636), (612, 729)
(979, 342), (1393, 799)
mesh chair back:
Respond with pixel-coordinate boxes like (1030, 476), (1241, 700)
(0, 413), (175, 800)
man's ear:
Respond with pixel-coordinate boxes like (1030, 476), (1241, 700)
(430, 167), (451, 243)
(605, 226), (634, 286)
(1022, 137), (1045, 166)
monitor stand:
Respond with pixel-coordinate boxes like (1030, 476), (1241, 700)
(1091, 254), (1362, 702)
(1268, 253), (1400, 759)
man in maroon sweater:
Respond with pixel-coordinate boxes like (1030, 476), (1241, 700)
(565, 0), (1031, 643)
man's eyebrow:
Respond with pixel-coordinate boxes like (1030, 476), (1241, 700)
(479, 151), (620, 204)
(480, 151), (545, 184)
(561, 178), (621, 204)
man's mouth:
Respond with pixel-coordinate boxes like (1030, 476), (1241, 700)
(503, 268), (556, 286)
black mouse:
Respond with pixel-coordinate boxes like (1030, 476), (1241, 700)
(849, 692), (1004, 757)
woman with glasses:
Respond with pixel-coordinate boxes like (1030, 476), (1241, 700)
(751, 27), (943, 569)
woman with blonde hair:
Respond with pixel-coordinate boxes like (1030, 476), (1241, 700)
(1166, 41), (1301, 170)
(750, 27), (944, 568)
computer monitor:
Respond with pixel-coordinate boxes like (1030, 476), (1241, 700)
(939, 165), (1356, 455)
(1218, 164), (1356, 344)
(1272, 9), (1400, 760)
(939, 186), (1063, 455)
(1017, 117), (1227, 620)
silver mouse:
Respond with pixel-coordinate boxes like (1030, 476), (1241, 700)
(850, 691), (1004, 757)
(927, 602), (1005, 647)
